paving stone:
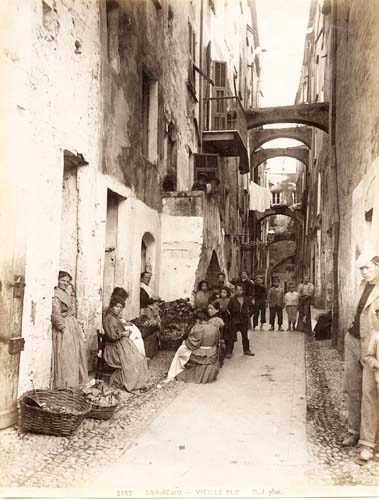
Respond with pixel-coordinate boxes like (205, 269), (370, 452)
(305, 333), (379, 485)
(2, 332), (379, 490)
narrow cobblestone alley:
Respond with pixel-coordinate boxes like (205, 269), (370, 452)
(2, 1), (379, 497)
(91, 328), (308, 493)
(2, 314), (379, 497)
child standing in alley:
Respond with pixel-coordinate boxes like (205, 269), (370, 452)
(284, 282), (299, 331)
(267, 277), (284, 331)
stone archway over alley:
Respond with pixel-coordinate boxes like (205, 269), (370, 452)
(2, 0), (379, 497)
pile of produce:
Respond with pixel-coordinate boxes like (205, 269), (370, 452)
(131, 315), (159, 338)
(159, 298), (194, 348)
(81, 379), (120, 408)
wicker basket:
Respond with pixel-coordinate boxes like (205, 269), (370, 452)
(87, 402), (118, 420)
(20, 389), (92, 437)
(160, 338), (183, 351)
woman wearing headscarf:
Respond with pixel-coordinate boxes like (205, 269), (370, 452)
(164, 310), (221, 384)
(103, 295), (149, 392)
(207, 302), (226, 367)
(108, 287), (145, 355)
(51, 271), (88, 388)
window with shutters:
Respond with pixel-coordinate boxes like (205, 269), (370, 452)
(203, 42), (212, 130)
(212, 61), (227, 130)
(193, 154), (219, 182)
(187, 22), (197, 97)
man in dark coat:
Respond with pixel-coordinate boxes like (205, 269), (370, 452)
(238, 271), (255, 301)
(227, 283), (254, 358)
(252, 275), (267, 329)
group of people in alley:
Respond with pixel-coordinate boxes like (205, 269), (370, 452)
(51, 255), (379, 466)
(164, 271), (314, 383)
(342, 251), (379, 463)
(50, 268), (314, 393)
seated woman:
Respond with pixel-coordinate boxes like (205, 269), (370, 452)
(207, 302), (226, 367)
(213, 287), (233, 363)
(175, 310), (221, 384)
(51, 271), (88, 388)
(109, 287), (145, 356)
(103, 295), (149, 392)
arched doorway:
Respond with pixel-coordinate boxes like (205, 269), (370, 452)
(205, 251), (222, 288)
(141, 232), (155, 274)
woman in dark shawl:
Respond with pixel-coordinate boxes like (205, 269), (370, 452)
(102, 295), (149, 392)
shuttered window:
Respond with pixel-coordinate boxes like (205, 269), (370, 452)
(212, 61), (227, 129)
(187, 22), (197, 95)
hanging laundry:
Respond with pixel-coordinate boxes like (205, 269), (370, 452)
(249, 181), (272, 212)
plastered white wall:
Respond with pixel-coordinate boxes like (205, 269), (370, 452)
(15, 0), (102, 393)
(160, 214), (204, 301)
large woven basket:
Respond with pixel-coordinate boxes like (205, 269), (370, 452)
(87, 402), (118, 420)
(160, 337), (183, 351)
(20, 389), (92, 437)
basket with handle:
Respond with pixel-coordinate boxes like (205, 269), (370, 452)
(19, 388), (92, 436)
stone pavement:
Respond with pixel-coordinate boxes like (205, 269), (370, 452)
(2, 313), (379, 498)
(91, 328), (312, 495)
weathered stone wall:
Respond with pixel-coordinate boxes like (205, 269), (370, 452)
(0, 0), (103, 392)
(296, 0), (333, 309)
(101, 0), (199, 202)
(160, 190), (230, 298)
(334, 0), (379, 344)
(297, 0), (379, 346)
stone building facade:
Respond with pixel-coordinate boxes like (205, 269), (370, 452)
(0, 0), (260, 425)
(296, 0), (379, 348)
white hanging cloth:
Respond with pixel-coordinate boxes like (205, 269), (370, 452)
(249, 181), (271, 212)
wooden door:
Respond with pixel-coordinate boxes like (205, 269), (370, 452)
(0, 185), (27, 429)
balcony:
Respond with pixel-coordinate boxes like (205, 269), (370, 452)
(202, 96), (249, 174)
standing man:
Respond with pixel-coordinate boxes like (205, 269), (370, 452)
(210, 271), (234, 300)
(227, 283), (255, 357)
(267, 277), (284, 331)
(238, 271), (255, 302)
(252, 275), (267, 330)
(341, 251), (379, 459)
(297, 276), (314, 334)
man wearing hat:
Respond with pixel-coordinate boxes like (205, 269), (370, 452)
(342, 251), (379, 461)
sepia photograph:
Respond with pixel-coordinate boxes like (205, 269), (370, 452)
(0, 0), (379, 498)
